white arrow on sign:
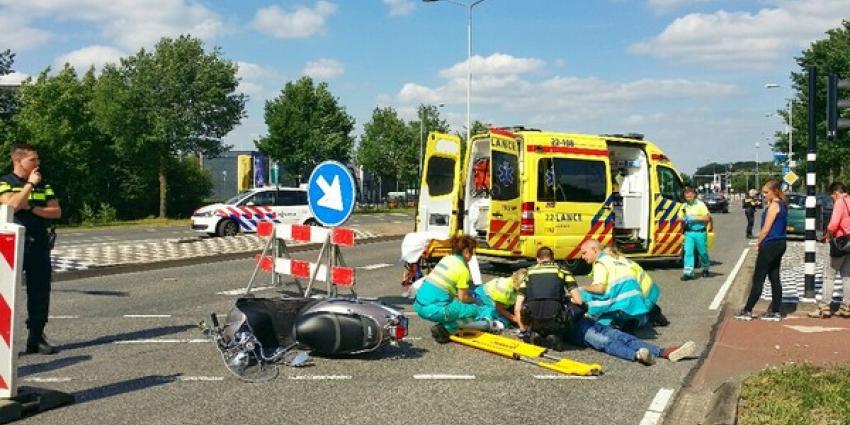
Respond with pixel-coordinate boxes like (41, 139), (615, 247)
(316, 175), (344, 211)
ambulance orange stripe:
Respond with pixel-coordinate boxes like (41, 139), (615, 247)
(492, 222), (519, 249)
(489, 128), (517, 139)
(489, 219), (507, 234)
(526, 145), (608, 157)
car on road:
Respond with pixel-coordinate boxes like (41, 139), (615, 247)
(785, 192), (833, 236)
(703, 193), (729, 213)
(191, 186), (315, 237)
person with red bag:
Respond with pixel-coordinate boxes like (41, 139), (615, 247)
(810, 182), (850, 318)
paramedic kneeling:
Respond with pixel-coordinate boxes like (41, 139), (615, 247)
(414, 235), (498, 343)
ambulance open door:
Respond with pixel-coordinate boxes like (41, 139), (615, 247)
(486, 131), (522, 254)
(416, 132), (463, 238)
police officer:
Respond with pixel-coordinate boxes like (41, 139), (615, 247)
(680, 186), (711, 281)
(0, 143), (62, 355)
(514, 246), (582, 350)
(743, 189), (761, 238)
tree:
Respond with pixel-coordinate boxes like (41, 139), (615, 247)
(357, 107), (415, 190)
(0, 49), (20, 149)
(93, 35), (245, 217)
(783, 20), (850, 187)
(14, 66), (116, 223)
(256, 76), (355, 182)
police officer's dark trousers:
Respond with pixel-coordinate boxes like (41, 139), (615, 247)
(745, 209), (755, 238)
(23, 237), (51, 340)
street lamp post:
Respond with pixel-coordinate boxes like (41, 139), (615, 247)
(755, 142), (760, 190)
(424, 0), (489, 143)
(418, 103), (445, 185)
(765, 83), (794, 167)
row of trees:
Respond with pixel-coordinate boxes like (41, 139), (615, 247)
(1, 37), (245, 222)
(1, 36), (478, 223)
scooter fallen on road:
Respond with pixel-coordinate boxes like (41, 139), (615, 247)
(202, 296), (409, 382)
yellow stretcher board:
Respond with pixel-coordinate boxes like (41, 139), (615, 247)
(450, 330), (604, 376)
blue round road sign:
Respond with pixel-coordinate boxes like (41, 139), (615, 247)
(307, 161), (357, 227)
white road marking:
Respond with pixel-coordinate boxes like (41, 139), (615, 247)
(217, 286), (276, 296)
(709, 248), (750, 310)
(123, 314), (172, 318)
(639, 387), (675, 425)
(533, 375), (598, 380)
(289, 375), (352, 380)
(360, 263), (393, 270)
(178, 376), (225, 382)
(114, 339), (208, 344)
(413, 374), (476, 380)
(784, 325), (847, 333)
(22, 377), (74, 383)
(48, 315), (80, 319)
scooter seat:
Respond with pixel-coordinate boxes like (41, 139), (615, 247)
(294, 311), (382, 355)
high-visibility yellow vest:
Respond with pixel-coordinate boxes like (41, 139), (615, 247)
(426, 254), (470, 297)
(484, 276), (517, 306)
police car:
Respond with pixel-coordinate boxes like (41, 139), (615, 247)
(191, 186), (316, 237)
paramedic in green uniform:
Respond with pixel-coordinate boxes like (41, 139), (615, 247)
(413, 235), (499, 343)
(679, 186), (711, 281)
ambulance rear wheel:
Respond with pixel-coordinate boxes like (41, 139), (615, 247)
(560, 260), (591, 276)
(217, 219), (240, 237)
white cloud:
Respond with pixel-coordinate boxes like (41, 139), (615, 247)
(438, 53), (545, 79)
(236, 61), (285, 100)
(303, 58), (345, 80)
(631, 0), (849, 69)
(54, 45), (126, 74)
(0, 72), (29, 85)
(0, 15), (51, 51)
(647, 0), (715, 13)
(0, 0), (223, 51)
(383, 0), (415, 16)
(251, 1), (337, 39)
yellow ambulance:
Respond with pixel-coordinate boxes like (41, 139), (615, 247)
(415, 128), (714, 271)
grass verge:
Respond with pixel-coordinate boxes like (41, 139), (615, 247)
(738, 363), (850, 425)
(58, 217), (190, 231)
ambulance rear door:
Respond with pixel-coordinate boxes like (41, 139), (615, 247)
(485, 130), (522, 254)
(416, 132), (463, 238)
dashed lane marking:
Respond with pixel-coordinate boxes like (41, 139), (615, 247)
(123, 314), (173, 318)
(709, 248), (750, 310)
(48, 315), (80, 319)
(413, 374), (476, 380)
(113, 339), (208, 344)
(360, 263), (393, 270)
(217, 286), (277, 296)
(289, 375), (352, 380)
(178, 376), (225, 382)
(22, 377), (74, 383)
(639, 387), (674, 425)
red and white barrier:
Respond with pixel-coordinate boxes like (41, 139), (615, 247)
(256, 222), (357, 295)
(0, 205), (22, 399)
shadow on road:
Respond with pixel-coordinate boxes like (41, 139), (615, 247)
(53, 288), (130, 297)
(72, 374), (182, 404)
(58, 325), (195, 351)
(18, 355), (92, 377)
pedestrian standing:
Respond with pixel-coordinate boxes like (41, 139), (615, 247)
(743, 188), (761, 239)
(0, 143), (62, 354)
(679, 186), (712, 281)
(809, 182), (850, 318)
(736, 180), (787, 321)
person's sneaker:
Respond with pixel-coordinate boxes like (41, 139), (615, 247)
(702, 269), (711, 278)
(760, 311), (783, 322)
(635, 348), (656, 365)
(733, 309), (754, 321)
(430, 324), (451, 344)
(530, 331), (545, 347)
(680, 275), (692, 282)
(489, 320), (505, 333)
(662, 341), (695, 362)
(25, 336), (58, 355)
(545, 334), (565, 351)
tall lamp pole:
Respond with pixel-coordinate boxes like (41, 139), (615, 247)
(755, 141), (760, 190)
(765, 83), (794, 167)
(423, 0), (489, 143)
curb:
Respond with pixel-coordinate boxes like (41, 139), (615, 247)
(54, 234), (406, 282)
(703, 381), (741, 425)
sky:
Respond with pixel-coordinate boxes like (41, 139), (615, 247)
(1, 0), (848, 173)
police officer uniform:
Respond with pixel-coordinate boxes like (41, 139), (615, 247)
(742, 191), (761, 238)
(518, 262), (578, 341)
(0, 173), (57, 354)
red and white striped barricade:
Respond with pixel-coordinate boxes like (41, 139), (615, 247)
(0, 205), (22, 399)
(255, 223), (356, 298)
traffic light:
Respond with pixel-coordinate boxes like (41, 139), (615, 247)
(827, 73), (850, 139)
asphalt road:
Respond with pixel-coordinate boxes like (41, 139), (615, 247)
(54, 211), (416, 247)
(17, 208), (750, 425)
